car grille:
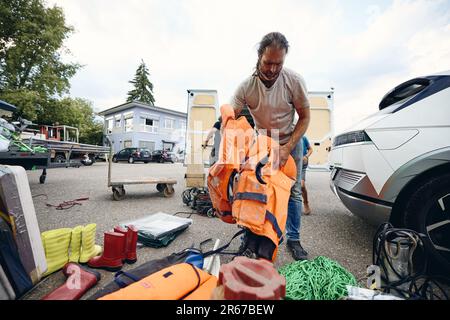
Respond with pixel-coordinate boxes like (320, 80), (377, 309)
(338, 169), (365, 186)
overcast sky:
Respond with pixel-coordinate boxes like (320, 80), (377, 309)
(49, 0), (450, 133)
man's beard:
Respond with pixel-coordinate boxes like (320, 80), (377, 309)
(258, 69), (280, 87)
(257, 64), (280, 83)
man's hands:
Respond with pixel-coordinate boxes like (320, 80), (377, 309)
(273, 143), (292, 169)
(303, 155), (308, 165)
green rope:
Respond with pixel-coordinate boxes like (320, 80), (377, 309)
(278, 256), (358, 300)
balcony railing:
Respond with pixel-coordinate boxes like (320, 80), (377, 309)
(139, 124), (158, 133)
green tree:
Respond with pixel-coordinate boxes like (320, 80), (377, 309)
(126, 60), (155, 105)
(0, 88), (42, 120)
(0, 0), (80, 120)
(0, 1), (103, 145)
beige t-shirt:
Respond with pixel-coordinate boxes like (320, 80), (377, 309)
(231, 68), (310, 145)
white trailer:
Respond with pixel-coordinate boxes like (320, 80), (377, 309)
(304, 90), (335, 171)
(184, 89), (219, 187)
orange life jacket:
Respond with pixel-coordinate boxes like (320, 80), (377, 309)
(207, 104), (297, 261)
(98, 263), (217, 300)
(207, 108), (253, 222)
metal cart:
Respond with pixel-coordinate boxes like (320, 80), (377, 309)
(106, 138), (177, 201)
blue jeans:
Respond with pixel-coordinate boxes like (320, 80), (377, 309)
(285, 139), (303, 241)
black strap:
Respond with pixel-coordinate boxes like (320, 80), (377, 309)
(265, 210), (283, 240)
(179, 263), (202, 300)
(255, 154), (269, 185)
(202, 229), (246, 258)
(227, 170), (237, 202)
(114, 271), (141, 288)
(234, 192), (267, 203)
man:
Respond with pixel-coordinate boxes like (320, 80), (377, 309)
(203, 116), (221, 166)
(301, 135), (313, 215)
(231, 32), (311, 260)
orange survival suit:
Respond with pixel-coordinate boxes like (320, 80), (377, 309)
(207, 104), (297, 261)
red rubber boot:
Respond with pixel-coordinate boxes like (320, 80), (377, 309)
(87, 232), (125, 271)
(113, 226), (127, 261)
(113, 225), (138, 264)
(41, 263), (101, 300)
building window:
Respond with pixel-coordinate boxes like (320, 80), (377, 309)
(124, 140), (132, 148)
(124, 113), (134, 132)
(106, 118), (113, 133)
(115, 116), (121, 128)
(139, 140), (155, 152)
(165, 118), (175, 129)
(180, 120), (186, 130)
(140, 117), (159, 133)
(124, 118), (133, 132)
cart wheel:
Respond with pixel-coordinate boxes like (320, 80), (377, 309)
(112, 187), (125, 201)
(156, 183), (164, 192)
(39, 175), (46, 184)
(163, 185), (175, 198)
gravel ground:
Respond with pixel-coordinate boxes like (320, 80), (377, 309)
(22, 161), (377, 300)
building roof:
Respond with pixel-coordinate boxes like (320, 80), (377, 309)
(98, 101), (187, 118)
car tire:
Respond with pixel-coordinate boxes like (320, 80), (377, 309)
(128, 157), (134, 164)
(112, 156), (118, 163)
(402, 172), (450, 275)
(82, 155), (95, 166)
(163, 185), (175, 197)
(54, 154), (66, 163)
(156, 183), (165, 193)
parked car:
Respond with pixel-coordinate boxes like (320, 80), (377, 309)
(151, 150), (175, 163)
(329, 70), (450, 272)
(112, 148), (151, 164)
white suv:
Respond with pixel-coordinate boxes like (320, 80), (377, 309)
(329, 71), (450, 272)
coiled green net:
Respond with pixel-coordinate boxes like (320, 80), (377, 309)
(278, 256), (358, 300)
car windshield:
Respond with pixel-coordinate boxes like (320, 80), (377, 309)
(379, 78), (430, 110)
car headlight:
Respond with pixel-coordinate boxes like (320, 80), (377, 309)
(333, 130), (372, 147)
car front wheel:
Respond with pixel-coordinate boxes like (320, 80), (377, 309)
(403, 172), (450, 274)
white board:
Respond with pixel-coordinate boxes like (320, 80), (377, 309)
(0, 165), (47, 283)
